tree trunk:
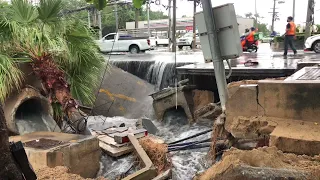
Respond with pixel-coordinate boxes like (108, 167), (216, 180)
(0, 104), (24, 180)
(135, 8), (139, 28)
(32, 56), (86, 133)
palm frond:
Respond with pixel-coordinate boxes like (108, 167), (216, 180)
(37, 0), (63, 24)
(56, 20), (105, 105)
(10, 0), (38, 23)
(0, 54), (23, 102)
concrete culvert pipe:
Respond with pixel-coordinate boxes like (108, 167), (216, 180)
(3, 87), (60, 135)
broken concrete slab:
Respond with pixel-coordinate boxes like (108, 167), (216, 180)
(142, 118), (159, 135)
(123, 135), (157, 180)
(194, 103), (222, 120)
(150, 85), (195, 123)
(9, 131), (101, 178)
(270, 120), (320, 156)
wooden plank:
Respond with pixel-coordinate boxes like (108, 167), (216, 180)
(99, 141), (133, 157)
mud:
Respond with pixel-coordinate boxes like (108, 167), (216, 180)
(192, 90), (214, 111)
(196, 147), (320, 180)
(35, 166), (107, 180)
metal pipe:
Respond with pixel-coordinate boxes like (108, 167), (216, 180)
(200, 0), (228, 110)
(292, 0), (296, 21)
(172, 0), (176, 52)
(192, 0), (196, 49)
(167, 129), (212, 145)
(168, 138), (211, 148)
(147, 2), (150, 37)
(168, 0), (172, 51)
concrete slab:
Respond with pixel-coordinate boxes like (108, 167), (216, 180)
(9, 132), (101, 178)
(123, 135), (157, 180)
(270, 120), (320, 156)
(142, 118), (159, 135)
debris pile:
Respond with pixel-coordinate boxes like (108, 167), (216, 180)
(196, 147), (320, 180)
(139, 137), (171, 173)
(35, 166), (107, 180)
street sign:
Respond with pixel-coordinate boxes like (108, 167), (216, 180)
(195, 3), (242, 61)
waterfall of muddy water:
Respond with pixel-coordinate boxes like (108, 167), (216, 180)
(88, 110), (212, 180)
(15, 99), (59, 135)
(111, 60), (193, 90)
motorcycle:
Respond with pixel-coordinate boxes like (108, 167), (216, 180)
(240, 35), (258, 53)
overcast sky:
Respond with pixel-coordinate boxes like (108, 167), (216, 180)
(150, 0), (320, 33)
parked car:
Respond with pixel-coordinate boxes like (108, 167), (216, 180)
(154, 36), (169, 46)
(304, 34), (320, 53)
(177, 32), (200, 50)
(261, 36), (274, 43)
(96, 33), (150, 53)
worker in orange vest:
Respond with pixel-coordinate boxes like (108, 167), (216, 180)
(284, 16), (297, 56)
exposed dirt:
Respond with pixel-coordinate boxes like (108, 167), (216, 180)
(139, 137), (171, 174)
(227, 77), (286, 89)
(24, 138), (67, 149)
(192, 90), (214, 111)
(35, 166), (107, 180)
(196, 147), (320, 180)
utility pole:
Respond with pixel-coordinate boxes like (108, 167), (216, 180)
(168, 0), (172, 51)
(192, 0), (197, 49)
(271, 0), (276, 32)
(172, 0), (177, 52)
(200, 0), (228, 110)
(254, 0), (258, 27)
(292, 0), (296, 21)
(114, 4), (118, 31)
(88, 10), (91, 28)
(305, 0), (314, 40)
(147, 1), (150, 37)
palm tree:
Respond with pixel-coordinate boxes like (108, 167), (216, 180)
(245, 12), (253, 19)
(0, 0), (105, 133)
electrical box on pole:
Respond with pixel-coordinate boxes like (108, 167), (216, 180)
(195, 3), (242, 62)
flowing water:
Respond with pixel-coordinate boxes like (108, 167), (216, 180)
(87, 108), (213, 180)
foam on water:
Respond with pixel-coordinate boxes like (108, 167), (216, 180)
(93, 109), (212, 180)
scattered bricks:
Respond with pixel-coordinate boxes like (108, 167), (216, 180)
(270, 120), (320, 156)
(194, 103), (222, 120)
(213, 165), (310, 180)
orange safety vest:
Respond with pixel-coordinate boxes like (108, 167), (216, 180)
(247, 31), (255, 42)
(287, 22), (296, 35)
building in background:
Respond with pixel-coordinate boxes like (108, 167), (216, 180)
(126, 17), (254, 36)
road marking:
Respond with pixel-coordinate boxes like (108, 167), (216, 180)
(99, 89), (136, 102)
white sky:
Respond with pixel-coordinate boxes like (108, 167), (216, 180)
(150, 0), (320, 33)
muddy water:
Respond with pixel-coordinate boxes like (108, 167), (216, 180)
(88, 110), (212, 180)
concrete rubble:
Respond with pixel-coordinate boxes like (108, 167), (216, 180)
(150, 79), (221, 123)
(197, 67), (320, 179)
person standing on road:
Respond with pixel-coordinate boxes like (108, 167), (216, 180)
(284, 16), (297, 56)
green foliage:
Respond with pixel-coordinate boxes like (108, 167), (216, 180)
(274, 33), (320, 42)
(256, 23), (270, 36)
(0, 0), (105, 105)
(86, 0), (106, 10)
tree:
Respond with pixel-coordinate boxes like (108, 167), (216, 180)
(245, 12), (253, 18)
(0, 0), (104, 133)
(0, 104), (24, 179)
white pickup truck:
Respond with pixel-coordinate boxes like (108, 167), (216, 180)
(177, 32), (201, 50)
(96, 33), (151, 53)
(304, 34), (320, 53)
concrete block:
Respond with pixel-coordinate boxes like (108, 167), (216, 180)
(258, 80), (320, 123)
(270, 120), (320, 156)
(225, 84), (263, 134)
(9, 132), (101, 178)
(152, 87), (195, 123)
(142, 118), (159, 135)
(192, 90), (214, 111)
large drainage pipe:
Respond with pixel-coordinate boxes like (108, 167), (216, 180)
(3, 86), (60, 135)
